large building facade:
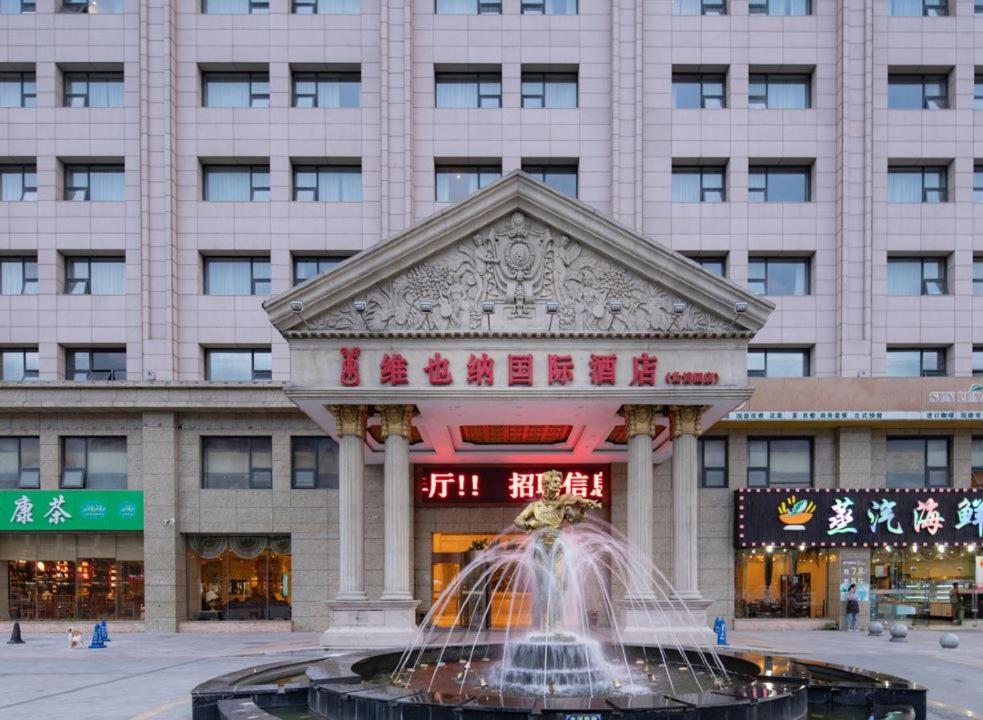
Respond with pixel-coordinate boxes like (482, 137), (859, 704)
(1, 0), (983, 637)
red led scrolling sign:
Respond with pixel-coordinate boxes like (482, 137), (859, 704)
(416, 465), (610, 506)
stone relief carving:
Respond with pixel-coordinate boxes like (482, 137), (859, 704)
(306, 213), (736, 334)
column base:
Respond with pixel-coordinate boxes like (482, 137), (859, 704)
(320, 599), (420, 649)
(619, 596), (715, 646)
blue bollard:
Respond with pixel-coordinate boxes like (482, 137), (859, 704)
(88, 623), (106, 649)
(100, 620), (110, 642)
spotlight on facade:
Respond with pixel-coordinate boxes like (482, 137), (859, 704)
(545, 300), (559, 314)
(735, 301), (748, 313)
(352, 300), (367, 313)
(419, 299), (434, 313)
(607, 300), (623, 314)
(672, 301), (687, 315)
(481, 301), (495, 314)
(765, 545), (774, 554)
(289, 300), (304, 313)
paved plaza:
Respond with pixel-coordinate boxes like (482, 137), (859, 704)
(0, 628), (979, 720)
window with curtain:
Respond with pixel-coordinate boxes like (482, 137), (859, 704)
(436, 0), (501, 12)
(292, 71), (361, 108)
(748, 257), (810, 295)
(521, 164), (577, 197)
(888, 0), (947, 16)
(203, 257), (271, 296)
(205, 348), (272, 381)
(0, 437), (39, 488)
(698, 437), (727, 488)
(0, 257), (38, 295)
(748, 348), (810, 377)
(748, 74), (811, 109)
(671, 166), (725, 202)
(887, 73), (948, 109)
(0, 72), (36, 107)
(202, 437), (273, 489)
(66, 349), (127, 381)
(0, 0), (36, 12)
(522, 0), (577, 13)
(293, 256), (351, 285)
(293, 0), (359, 12)
(749, 0), (810, 14)
(0, 166), (37, 201)
(673, 0), (726, 14)
(887, 166), (947, 202)
(65, 257), (125, 295)
(186, 536), (290, 621)
(61, 0), (124, 12)
(886, 257), (946, 296)
(748, 166), (811, 202)
(63, 165), (125, 201)
(435, 72), (502, 108)
(202, 165), (270, 201)
(886, 437), (950, 488)
(202, 72), (269, 108)
(61, 436), (127, 488)
(63, 72), (124, 107)
(1, 349), (39, 382)
(202, 0), (268, 13)
(521, 72), (577, 108)
(292, 165), (362, 201)
(672, 73), (725, 108)
(435, 164), (501, 202)
(885, 347), (946, 377)
(291, 437), (339, 488)
(747, 438), (812, 487)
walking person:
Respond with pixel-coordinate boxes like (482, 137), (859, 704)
(845, 583), (860, 632)
(950, 582), (962, 625)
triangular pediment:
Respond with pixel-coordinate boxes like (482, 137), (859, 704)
(265, 172), (772, 337)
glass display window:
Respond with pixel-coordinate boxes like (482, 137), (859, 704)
(735, 547), (832, 619)
(870, 545), (980, 625)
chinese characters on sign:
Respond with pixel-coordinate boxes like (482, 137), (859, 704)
(417, 466), (609, 506)
(735, 488), (983, 548)
(336, 348), (719, 389)
(1, 491), (144, 532)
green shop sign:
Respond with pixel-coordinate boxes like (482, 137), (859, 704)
(0, 490), (143, 532)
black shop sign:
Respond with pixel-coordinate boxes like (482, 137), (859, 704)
(735, 487), (983, 548)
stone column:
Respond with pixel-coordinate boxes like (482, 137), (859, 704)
(622, 405), (659, 597)
(330, 405), (368, 601)
(378, 405), (414, 601)
(669, 405), (703, 600)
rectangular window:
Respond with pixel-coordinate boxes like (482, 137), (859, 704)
(521, 71), (578, 109)
(293, 0), (358, 12)
(887, 166), (948, 202)
(66, 349), (126, 381)
(0, 165), (37, 201)
(673, 0), (726, 14)
(61, 437), (127, 489)
(292, 165), (362, 202)
(749, 0), (810, 15)
(203, 257), (271, 296)
(435, 0), (501, 12)
(63, 72), (124, 108)
(435, 72), (502, 108)
(748, 166), (811, 202)
(888, 0), (947, 16)
(747, 348), (810, 377)
(671, 166), (725, 202)
(975, 258), (983, 294)
(0, 257), (38, 295)
(885, 347), (947, 377)
(435, 163), (501, 202)
(202, 72), (269, 108)
(205, 348), (271, 381)
(689, 255), (726, 276)
(976, 74), (983, 110)
(671, 73), (725, 109)
(886, 437), (950, 488)
(1, 349), (39, 381)
(748, 257), (810, 296)
(291, 437), (339, 489)
(64, 164), (125, 201)
(748, 74), (811, 109)
(0, 72), (36, 107)
(973, 348), (983, 377)
(521, 163), (577, 198)
(747, 437), (812, 487)
(521, 0), (576, 13)
(293, 255), (350, 285)
(0, 437), (39, 489)
(202, 437), (272, 489)
(202, 165), (270, 201)
(202, 0), (268, 13)
(65, 257), (125, 295)
(975, 164), (983, 202)
(886, 257), (946, 296)
(0, 0), (36, 13)
(292, 71), (361, 108)
(698, 437), (727, 488)
(888, 73), (948, 109)
(61, 0), (123, 12)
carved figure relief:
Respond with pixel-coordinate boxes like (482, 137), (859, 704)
(307, 213), (735, 334)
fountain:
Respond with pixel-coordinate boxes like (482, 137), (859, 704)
(192, 469), (928, 720)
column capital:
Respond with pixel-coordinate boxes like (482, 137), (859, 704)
(377, 404), (415, 440)
(621, 404), (661, 438)
(330, 404), (368, 438)
(669, 405), (705, 439)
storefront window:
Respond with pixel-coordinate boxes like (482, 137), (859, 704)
(735, 547), (831, 618)
(7, 557), (144, 620)
(186, 535), (291, 621)
(871, 545), (980, 625)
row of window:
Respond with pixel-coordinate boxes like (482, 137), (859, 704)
(0, 0), (575, 15)
(698, 435), (983, 489)
(677, 0), (965, 16)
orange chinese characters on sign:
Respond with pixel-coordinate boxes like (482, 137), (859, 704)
(417, 466), (609, 505)
(664, 371), (720, 385)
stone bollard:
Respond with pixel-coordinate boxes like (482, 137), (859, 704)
(889, 623), (908, 642)
(939, 633), (959, 649)
(7, 622), (25, 645)
(868, 620), (883, 637)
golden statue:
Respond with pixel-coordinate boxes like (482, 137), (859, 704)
(513, 470), (601, 633)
